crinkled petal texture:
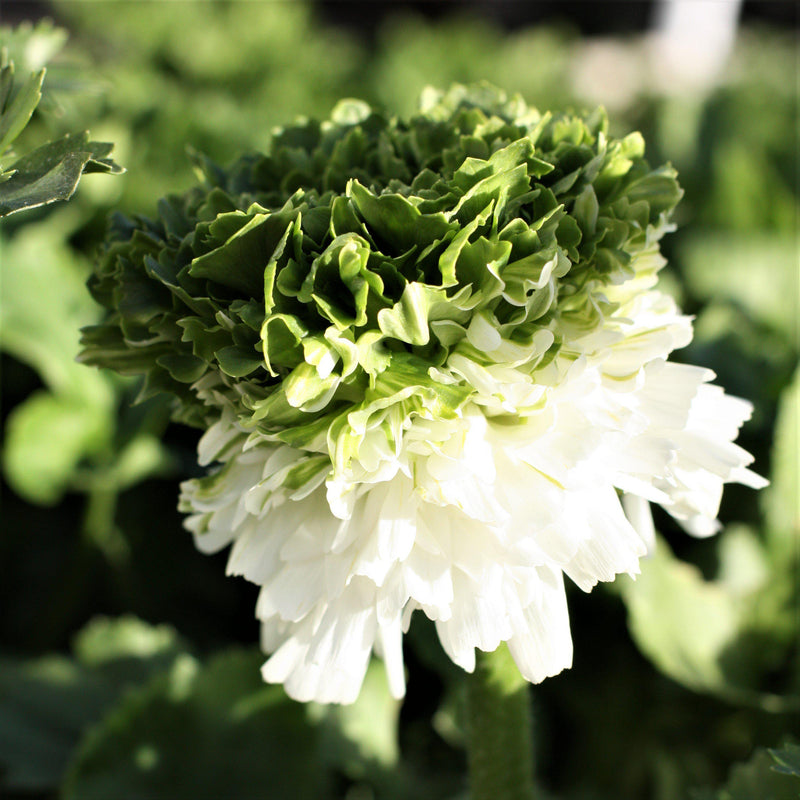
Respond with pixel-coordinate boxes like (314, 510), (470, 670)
(180, 284), (765, 703)
(81, 83), (765, 703)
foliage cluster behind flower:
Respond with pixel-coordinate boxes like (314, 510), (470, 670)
(80, 84), (764, 704)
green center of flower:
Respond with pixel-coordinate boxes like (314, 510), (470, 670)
(80, 84), (682, 476)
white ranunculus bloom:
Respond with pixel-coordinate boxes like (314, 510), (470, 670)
(80, 85), (768, 705)
(180, 284), (766, 704)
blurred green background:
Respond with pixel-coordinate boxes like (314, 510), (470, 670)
(1, 2), (798, 798)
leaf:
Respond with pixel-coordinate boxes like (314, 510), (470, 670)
(0, 222), (103, 392)
(2, 20), (69, 71)
(2, 390), (112, 504)
(189, 209), (296, 297)
(348, 179), (452, 255)
(0, 132), (123, 217)
(621, 534), (800, 711)
(762, 367), (800, 560)
(770, 744), (800, 778)
(311, 659), (402, 776)
(0, 656), (118, 791)
(378, 282), (443, 346)
(100, 434), (174, 493)
(0, 617), (184, 792)
(716, 747), (800, 799)
(0, 65), (44, 155)
(73, 616), (183, 667)
(622, 164), (683, 219)
(0, 222), (117, 503)
(678, 233), (798, 343)
(62, 649), (327, 800)
(215, 345), (264, 378)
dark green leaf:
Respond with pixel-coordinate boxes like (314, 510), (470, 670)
(621, 534), (800, 711)
(770, 744), (800, 778)
(189, 210), (297, 297)
(721, 747), (800, 799)
(0, 66), (44, 155)
(62, 649), (327, 800)
(215, 345), (264, 377)
(0, 617), (184, 792)
(0, 132), (123, 217)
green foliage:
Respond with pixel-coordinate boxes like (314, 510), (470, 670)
(0, 21), (129, 502)
(0, 617), (184, 791)
(0, 616), (409, 800)
(0, 132), (121, 217)
(690, 32), (798, 234)
(0, 218), (171, 507)
(4, 390), (109, 504)
(0, 22), (122, 218)
(369, 15), (576, 118)
(770, 744), (800, 778)
(0, 220), (116, 502)
(0, 19), (68, 74)
(762, 368), (800, 560)
(61, 649), (327, 800)
(621, 531), (799, 711)
(53, 0), (364, 212)
(697, 746), (800, 800)
(0, 60), (43, 155)
(311, 660), (402, 775)
(1, 6), (797, 800)
(677, 233), (797, 344)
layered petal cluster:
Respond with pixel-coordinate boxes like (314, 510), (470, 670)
(81, 84), (765, 703)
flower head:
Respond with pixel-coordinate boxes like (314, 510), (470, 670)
(81, 84), (766, 703)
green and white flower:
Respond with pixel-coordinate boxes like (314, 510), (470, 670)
(81, 84), (766, 703)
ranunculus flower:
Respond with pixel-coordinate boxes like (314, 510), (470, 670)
(81, 84), (765, 704)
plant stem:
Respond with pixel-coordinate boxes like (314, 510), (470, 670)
(83, 485), (129, 565)
(464, 644), (536, 800)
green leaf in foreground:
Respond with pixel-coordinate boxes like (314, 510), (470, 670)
(62, 649), (326, 800)
(0, 64), (44, 155)
(770, 744), (800, 778)
(621, 534), (799, 711)
(0, 617), (184, 792)
(706, 747), (800, 799)
(0, 21), (123, 216)
(0, 132), (123, 217)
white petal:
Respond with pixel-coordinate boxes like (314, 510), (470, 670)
(506, 565), (573, 683)
(434, 568), (513, 670)
(562, 487), (646, 591)
(622, 492), (656, 554)
(196, 408), (243, 465)
(375, 613), (406, 699)
(262, 580), (377, 704)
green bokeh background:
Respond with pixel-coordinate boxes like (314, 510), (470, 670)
(1, 3), (797, 798)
